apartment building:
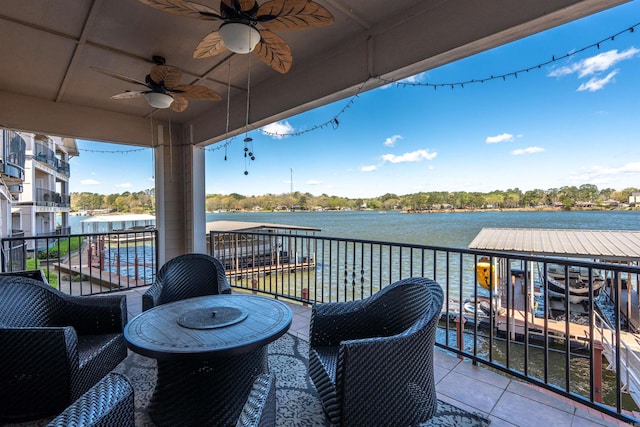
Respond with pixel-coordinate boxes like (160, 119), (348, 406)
(0, 128), (77, 256)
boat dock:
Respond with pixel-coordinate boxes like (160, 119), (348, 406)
(468, 227), (640, 407)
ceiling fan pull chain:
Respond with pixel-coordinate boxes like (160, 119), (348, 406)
(243, 53), (252, 176)
(168, 112), (173, 182)
(150, 109), (155, 181)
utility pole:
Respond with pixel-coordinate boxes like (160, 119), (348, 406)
(290, 168), (294, 212)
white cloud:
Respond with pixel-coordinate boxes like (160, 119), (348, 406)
(81, 179), (100, 185)
(486, 133), (514, 144)
(381, 149), (437, 163)
(148, 177), (155, 181)
(116, 183), (132, 188)
(570, 161), (640, 183)
(384, 135), (403, 147)
(511, 146), (545, 155)
(577, 70), (618, 92)
(261, 121), (294, 139)
(547, 48), (639, 92)
(549, 48), (639, 78)
(306, 180), (321, 185)
(361, 165), (379, 172)
(379, 72), (427, 89)
(399, 72), (426, 84)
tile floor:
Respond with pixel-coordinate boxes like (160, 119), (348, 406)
(119, 287), (635, 426)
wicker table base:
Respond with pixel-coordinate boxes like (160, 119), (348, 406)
(149, 347), (268, 426)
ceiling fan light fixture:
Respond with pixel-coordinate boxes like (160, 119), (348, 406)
(220, 22), (261, 54)
(144, 92), (174, 109)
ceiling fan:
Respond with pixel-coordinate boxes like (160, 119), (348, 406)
(137, 0), (334, 73)
(91, 56), (222, 112)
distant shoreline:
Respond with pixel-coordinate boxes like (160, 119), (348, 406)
(70, 206), (639, 216)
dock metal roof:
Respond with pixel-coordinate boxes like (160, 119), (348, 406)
(206, 220), (321, 234)
(468, 228), (640, 261)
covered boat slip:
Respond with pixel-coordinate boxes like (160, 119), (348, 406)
(206, 220), (321, 278)
(469, 227), (640, 328)
(469, 228), (640, 406)
(80, 214), (156, 233)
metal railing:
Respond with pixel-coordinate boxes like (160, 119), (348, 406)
(33, 187), (69, 207)
(1, 229), (158, 294)
(1, 228), (638, 423)
(34, 142), (70, 176)
(209, 229), (640, 424)
(1, 129), (26, 183)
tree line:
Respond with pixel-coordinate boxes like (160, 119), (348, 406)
(71, 189), (155, 213)
(71, 184), (639, 214)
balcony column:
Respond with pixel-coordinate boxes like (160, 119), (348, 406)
(154, 124), (206, 265)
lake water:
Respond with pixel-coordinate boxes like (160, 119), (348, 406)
(207, 209), (640, 247)
(71, 209), (639, 247)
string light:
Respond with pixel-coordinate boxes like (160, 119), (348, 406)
(78, 147), (149, 154)
(375, 23), (639, 89)
(261, 79), (369, 138)
(207, 21), (637, 149)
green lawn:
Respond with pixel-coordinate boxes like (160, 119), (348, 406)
(28, 236), (84, 288)
(26, 258), (58, 288)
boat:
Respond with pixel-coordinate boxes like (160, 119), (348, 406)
(540, 263), (605, 304)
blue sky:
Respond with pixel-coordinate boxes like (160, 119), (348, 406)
(71, 2), (640, 198)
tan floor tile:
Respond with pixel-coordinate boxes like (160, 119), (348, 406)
(436, 370), (505, 413)
(492, 390), (574, 427)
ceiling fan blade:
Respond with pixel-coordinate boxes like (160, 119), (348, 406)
(90, 67), (149, 87)
(138, 0), (222, 20)
(172, 84), (222, 100)
(111, 90), (147, 99)
(170, 94), (189, 112)
(221, 0), (257, 14)
(257, 0), (334, 32)
(150, 65), (183, 88)
(193, 31), (227, 58)
(253, 29), (292, 73)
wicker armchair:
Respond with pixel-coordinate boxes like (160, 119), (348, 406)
(236, 373), (277, 427)
(142, 253), (231, 311)
(0, 276), (128, 422)
(308, 277), (444, 427)
(46, 372), (134, 427)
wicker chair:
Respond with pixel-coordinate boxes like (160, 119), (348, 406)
(236, 373), (277, 427)
(0, 276), (128, 422)
(46, 372), (134, 427)
(142, 253), (231, 311)
(308, 277), (444, 427)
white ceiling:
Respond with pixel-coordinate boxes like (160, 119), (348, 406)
(0, 0), (629, 147)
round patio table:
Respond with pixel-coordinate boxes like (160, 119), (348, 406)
(124, 294), (292, 427)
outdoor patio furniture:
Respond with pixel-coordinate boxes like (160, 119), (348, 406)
(46, 372), (134, 427)
(0, 276), (128, 422)
(308, 277), (444, 426)
(236, 373), (277, 427)
(0, 268), (48, 283)
(142, 253), (231, 311)
(125, 294), (291, 426)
